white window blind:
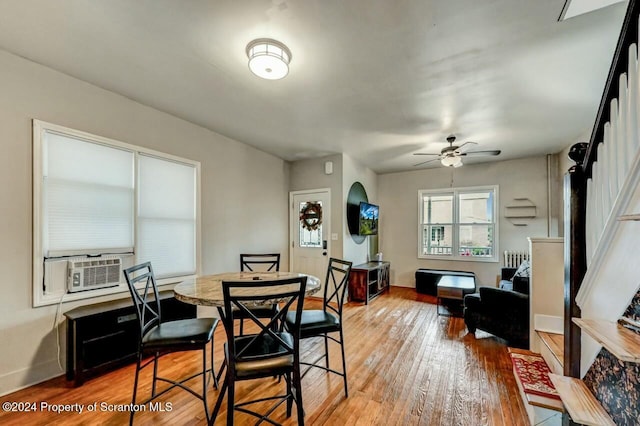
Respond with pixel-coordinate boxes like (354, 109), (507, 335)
(137, 154), (196, 278)
(34, 120), (200, 306)
(43, 131), (134, 256)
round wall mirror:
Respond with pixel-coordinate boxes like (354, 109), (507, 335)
(347, 181), (367, 244)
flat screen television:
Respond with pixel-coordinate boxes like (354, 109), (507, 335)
(358, 202), (379, 235)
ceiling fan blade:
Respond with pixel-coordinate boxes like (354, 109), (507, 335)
(460, 149), (501, 157)
(454, 141), (477, 154)
(413, 157), (441, 167)
(413, 153), (440, 156)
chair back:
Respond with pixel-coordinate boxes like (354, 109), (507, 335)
(222, 276), (306, 367)
(123, 262), (162, 341)
(240, 253), (280, 272)
(322, 258), (353, 318)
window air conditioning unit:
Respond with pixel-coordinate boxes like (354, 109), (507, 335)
(67, 256), (122, 293)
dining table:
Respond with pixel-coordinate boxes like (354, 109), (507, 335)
(173, 271), (321, 309)
(173, 271), (322, 422)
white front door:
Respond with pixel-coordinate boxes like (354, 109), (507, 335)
(290, 189), (330, 297)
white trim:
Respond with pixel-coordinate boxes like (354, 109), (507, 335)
(0, 359), (63, 397)
(576, 143), (640, 308)
(32, 119), (201, 307)
(417, 185), (499, 262)
(289, 188), (331, 272)
(528, 237), (564, 244)
(534, 314), (564, 335)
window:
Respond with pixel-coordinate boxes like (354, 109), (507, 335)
(33, 120), (200, 306)
(418, 186), (498, 261)
(431, 226), (445, 244)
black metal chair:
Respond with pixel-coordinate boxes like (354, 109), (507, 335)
(237, 253), (281, 335)
(211, 276), (307, 425)
(284, 258), (352, 397)
(123, 262), (219, 425)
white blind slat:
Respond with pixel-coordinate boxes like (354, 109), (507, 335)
(44, 132), (134, 256)
(137, 155), (196, 278)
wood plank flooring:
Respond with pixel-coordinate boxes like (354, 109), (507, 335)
(0, 287), (529, 425)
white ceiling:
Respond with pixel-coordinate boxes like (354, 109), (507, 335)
(0, 1), (627, 173)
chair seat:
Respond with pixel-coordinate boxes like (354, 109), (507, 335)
(124, 262), (218, 424)
(143, 318), (217, 349)
(286, 310), (340, 337)
(225, 332), (294, 378)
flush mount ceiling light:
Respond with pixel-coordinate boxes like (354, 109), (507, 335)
(246, 38), (292, 80)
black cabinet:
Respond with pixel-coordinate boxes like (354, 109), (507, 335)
(64, 290), (195, 386)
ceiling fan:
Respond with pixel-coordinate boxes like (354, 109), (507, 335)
(413, 135), (501, 168)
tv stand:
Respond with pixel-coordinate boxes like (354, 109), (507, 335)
(64, 291), (195, 386)
(348, 261), (390, 304)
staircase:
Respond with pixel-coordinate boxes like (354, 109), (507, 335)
(510, 332), (564, 425)
(560, 1), (640, 424)
(539, 331), (616, 426)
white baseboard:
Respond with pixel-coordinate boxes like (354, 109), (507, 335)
(0, 359), (63, 397)
(534, 314), (564, 335)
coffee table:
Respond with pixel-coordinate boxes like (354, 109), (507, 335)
(437, 274), (476, 316)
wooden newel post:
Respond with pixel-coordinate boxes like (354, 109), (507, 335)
(563, 143), (588, 379)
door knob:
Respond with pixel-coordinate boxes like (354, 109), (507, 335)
(322, 251), (327, 256)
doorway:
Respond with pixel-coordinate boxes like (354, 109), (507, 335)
(290, 189), (331, 297)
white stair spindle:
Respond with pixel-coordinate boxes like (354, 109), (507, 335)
(586, 177), (594, 263)
(628, 44), (639, 159)
(600, 127), (611, 211)
(610, 99), (622, 198)
(593, 160), (603, 245)
(618, 73), (629, 184)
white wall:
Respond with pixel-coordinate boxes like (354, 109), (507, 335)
(378, 156), (550, 287)
(0, 50), (290, 395)
(289, 153), (378, 266)
(342, 154), (378, 266)
(289, 154), (344, 259)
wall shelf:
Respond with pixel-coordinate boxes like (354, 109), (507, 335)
(505, 198), (536, 225)
(572, 318), (640, 363)
(548, 374), (615, 426)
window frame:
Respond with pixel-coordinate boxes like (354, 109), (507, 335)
(33, 120), (201, 307)
(417, 185), (499, 262)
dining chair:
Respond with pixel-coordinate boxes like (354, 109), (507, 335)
(284, 258), (353, 397)
(123, 262), (219, 425)
(212, 276), (307, 426)
(238, 253), (281, 335)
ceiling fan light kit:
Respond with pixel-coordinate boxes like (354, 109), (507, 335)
(441, 155), (462, 167)
(413, 135), (501, 168)
(246, 38), (292, 80)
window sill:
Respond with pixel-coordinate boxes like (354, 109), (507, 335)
(33, 275), (194, 308)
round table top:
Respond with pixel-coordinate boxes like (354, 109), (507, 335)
(173, 271), (321, 307)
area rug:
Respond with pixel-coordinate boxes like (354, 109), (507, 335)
(509, 348), (560, 400)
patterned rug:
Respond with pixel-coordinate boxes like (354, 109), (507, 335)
(509, 348), (560, 400)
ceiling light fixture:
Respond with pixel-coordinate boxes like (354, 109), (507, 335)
(246, 38), (292, 80)
(441, 156), (462, 167)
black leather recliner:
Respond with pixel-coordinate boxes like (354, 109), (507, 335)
(463, 268), (530, 349)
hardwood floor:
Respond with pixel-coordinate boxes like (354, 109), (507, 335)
(0, 287), (529, 425)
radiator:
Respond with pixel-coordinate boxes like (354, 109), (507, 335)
(503, 250), (530, 268)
